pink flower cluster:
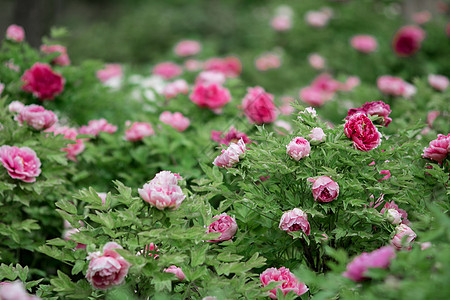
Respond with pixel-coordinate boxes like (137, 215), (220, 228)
(346, 100), (392, 127)
(207, 213), (238, 242)
(422, 133), (450, 162)
(0, 280), (40, 300)
(0, 146), (41, 183)
(16, 104), (58, 130)
(377, 75), (416, 98)
(79, 119), (117, 137)
(40, 44), (71, 66)
(174, 40), (201, 57)
(279, 208), (310, 235)
(242, 86), (277, 124)
(343, 246), (396, 282)
(125, 122), (154, 142)
(392, 25), (426, 57)
(211, 126), (251, 146)
(159, 111), (190, 132)
(6, 24), (25, 42)
(153, 62), (182, 80)
(255, 53), (281, 71)
(190, 83), (231, 112)
(86, 242), (131, 290)
(350, 35), (378, 53)
(213, 138), (247, 168)
(21, 62), (65, 100)
(391, 224), (416, 250)
(307, 176), (339, 203)
(204, 56), (241, 78)
(45, 125), (86, 161)
(344, 113), (381, 151)
(286, 137), (310, 161)
(163, 79), (189, 99)
(260, 267), (308, 299)
(138, 171), (186, 210)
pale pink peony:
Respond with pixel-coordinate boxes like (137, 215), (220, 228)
(0, 280), (40, 300)
(21, 62), (65, 100)
(45, 125), (86, 161)
(392, 25), (426, 57)
(16, 104), (58, 130)
(138, 171), (186, 210)
(163, 79), (189, 99)
(279, 208), (310, 235)
(164, 265), (186, 281)
(8, 101), (25, 113)
(391, 224), (417, 250)
(308, 53), (325, 70)
(427, 111), (440, 128)
(96, 64), (123, 83)
(86, 242), (131, 290)
(184, 59), (203, 72)
(311, 73), (341, 93)
(342, 246), (396, 282)
(242, 86), (277, 124)
(125, 122), (154, 142)
(428, 74), (449, 91)
(377, 75), (408, 97)
(211, 127), (251, 146)
(153, 62), (182, 80)
(271, 15), (292, 31)
(346, 101), (392, 127)
(308, 127), (326, 144)
(286, 137), (311, 161)
(274, 120), (292, 135)
(299, 86), (333, 107)
(350, 35), (378, 53)
(340, 76), (361, 91)
(0, 146), (41, 183)
(255, 53), (281, 71)
(79, 119), (117, 137)
(190, 83), (231, 111)
(207, 213), (238, 242)
(6, 25), (25, 42)
(298, 107), (317, 119)
(307, 176), (339, 203)
(5, 60), (20, 72)
(195, 71), (226, 86)
(420, 242), (432, 250)
(174, 40), (201, 57)
(213, 138), (247, 168)
(305, 10), (330, 28)
(159, 111), (190, 132)
(40, 44), (71, 66)
(260, 267), (309, 299)
(63, 228), (87, 250)
(385, 208), (402, 225)
(380, 201), (409, 225)
(204, 57), (242, 78)
(422, 133), (450, 162)
(344, 113), (381, 151)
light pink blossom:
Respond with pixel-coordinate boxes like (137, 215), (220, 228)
(0, 145), (41, 183)
(163, 79), (189, 99)
(184, 59), (203, 72)
(8, 101), (25, 113)
(422, 133), (450, 162)
(307, 176), (339, 203)
(6, 25), (25, 42)
(286, 137), (311, 161)
(305, 10), (330, 28)
(207, 213), (238, 242)
(350, 35), (378, 53)
(96, 64), (123, 83)
(255, 53), (281, 71)
(308, 127), (326, 144)
(125, 122), (154, 142)
(152, 62), (182, 80)
(391, 224), (417, 250)
(203, 57), (241, 78)
(260, 267), (308, 299)
(63, 228), (87, 250)
(427, 111), (440, 128)
(164, 265), (186, 281)
(16, 104), (58, 130)
(412, 11), (431, 24)
(213, 138), (247, 168)
(385, 208), (402, 225)
(195, 71), (226, 86)
(308, 53), (325, 70)
(428, 74), (449, 91)
(45, 125), (85, 161)
(380, 201), (409, 225)
(159, 111), (190, 132)
(79, 119), (117, 137)
(279, 208), (310, 235)
(174, 40), (201, 57)
(271, 15), (292, 31)
(0, 280), (39, 300)
(40, 44), (71, 66)
(0, 82), (4, 95)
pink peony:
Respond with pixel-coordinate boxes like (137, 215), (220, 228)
(213, 138), (247, 168)
(274, 120), (292, 135)
(307, 176), (339, 203)
(174, 40), (201, 57)
(308, 53), (325, 70)
(163, 79), (189, 99)
(207, 213), (238, 242)
(86, 242), (131, 290)
(260, 267), (308, 299)
(385, 208), (402, 225)
(286, 137), (311, 161)
(195, 71), (226, 86)
(392, 25), (426, 57)
(380, 201), (409, 225)
(0, 146), (41, 183)
(204, 57), (242, 78)
(0, 82), (4, 95)
(211, 127), (251, 146)
(153, 62), (182, 80)
(412, 11), (431, 24)
(342, 246), (396, 282)
(21, 62), (65, 100)
(428, 74), (449, 91)
(305, 10), (330, 28)
(242, 86), (277, 124)
(427, 111), (440, 128)
(96, 64), (123, 83)
(63, 228), (87, 250)
(308, 127), (326, 144)
(298, 107), (317, 119)
(138, 171), (186, 210)
(279, 96), (295, 115)
(422, 133), (450, 162)
(184, 59), (203, 72)
(350, 35), (378, 53)
(311, 73), (341, 93)
(279, 208), (310, 235)
(0, 280), (40, 300)
(8, 101), (24, 113)
(45, 126), (85, 161)
(6, 24), (25, 42)
(79, 119), (117, 137)
(391, 224), (417, 250)
(255, 53), (281, 71)
(377, 75), (408, 97)
(346, 101), (392, 127)
(16, 104), (58, 130)
(164, 265), (186, 281)
(344, 113), (381, 151)
(299, 87), (332, 107)
(190, 83), (231, 111)
(159, 111), (190, 132)
(340, 76), (361, 91)
(40, 44), (70, 66)
(125, 122), (154, 142)
(271, 15), (292, 31)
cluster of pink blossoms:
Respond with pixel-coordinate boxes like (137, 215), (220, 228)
(79, 119), (118, 137)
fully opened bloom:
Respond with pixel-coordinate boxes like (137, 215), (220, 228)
(309, 127), (326, 144)
(96, 64), (122, 83)
(260, 267), (308, 299)
(422, 134), (450, 162)
(346, 101), (392, 127)
(279, 208), (310, 235)
(21, 62), (65, 100)
(190, 83), (231, 111)
(6, 24), (25, 42)
(138, 171), (186, 210)
(16, 104), (58, 130)
(86, 242), (131, 290)
(344, 113), (381, 151)
(308, 176), (339, 203)
(391, 224), (417, 250)
(203, 56), (241, 78)
(163, 79), (189, 99)
(286, 137), (310, 161)
(308, 53), (325, 70)
(213, 138), (247, 168)
(0, 146), (41, 183)
(152, 62), (182, 80)
(428, 74), (449, 91)
(377, 75), (414, 98)
(207, 213), (238, 242)
(242, 86), (277, 124)
(392, 25), (426, 57)
(174, 40), (201, 57)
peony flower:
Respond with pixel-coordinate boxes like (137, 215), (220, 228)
(422, 133), (450, 162)
(190, 83), (231, 111)
(213, 138), (247, 168)
(260, 267), (308, 299)
(163, 79), (189, 99)
(346, 101), (392, 127)
(305, 10), (330, 28)
(271, 15), (292, 31)
(299, 86), (333, 107)
(344, 113), (381, 151)
(125, 122), (154, 142)
(380, 201), (409, 225)
(342, 246), (396, 282)
(308, 53), (325, 70)
(8, 101), (25, 113)
(307, 176), (339, 203)
(152, 62), (182, 80)
(385, 208), (402, 225)
(207, 213), (238, 242)
(286, 137), (311, 160)
(0, 146), (41, 183)
(174, 40), (201, 57)
(159, 111), (190, 132)
(45, 125), (85, 161)
(308, 127), (326, 144)
(311, 73), (341, 93)
(79, 119), (117, 137)
(279, 208), (310, 235)
(298, 107), (317, 119)
(377, 75), (408, 97)
(279, 96), (295, 115)
(86, 242), (131, 290)
(255, 53), (281, 71)
(412, 11), (431, 24)
(391, 224), (416, 250)
(184, 59), (203, 72)
(350, 35), (378, 53)
(96, 64), (122, 83)
(211, 127), (251, 146)
(0, 280), (40, 300)
(40, 44), (70, 66)
(242, 86), (277, 124)
(16, 104), (58, 130)
(195, 71), (226, 86)
(427, 111), (440, 128)
(164, 265), (186, 281)
(274, 120), (292, 135)
(21, 62), (65, 100)
(203, 56), (241, 78)
(340, 76), (361, 91)
(63, 228), (87, 250)
(428, 74), (449, 91)
(6, 24), (25, 42)
(392, 25), (426, 57)
(138, 171), (186, 210)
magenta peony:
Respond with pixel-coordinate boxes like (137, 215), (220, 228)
(242, 86), (277, 124)
(344, 113), (381, 151)
(392, 25), (426, 57)
(260, 267), (309, 299)
(190, 82), (231, 111)
(207, 213), (238, 242)
(279, 208), (310, 235)
(0, 146), (41, 183)
(346, 100), (392, 127)
(21, 62), (65, 100)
